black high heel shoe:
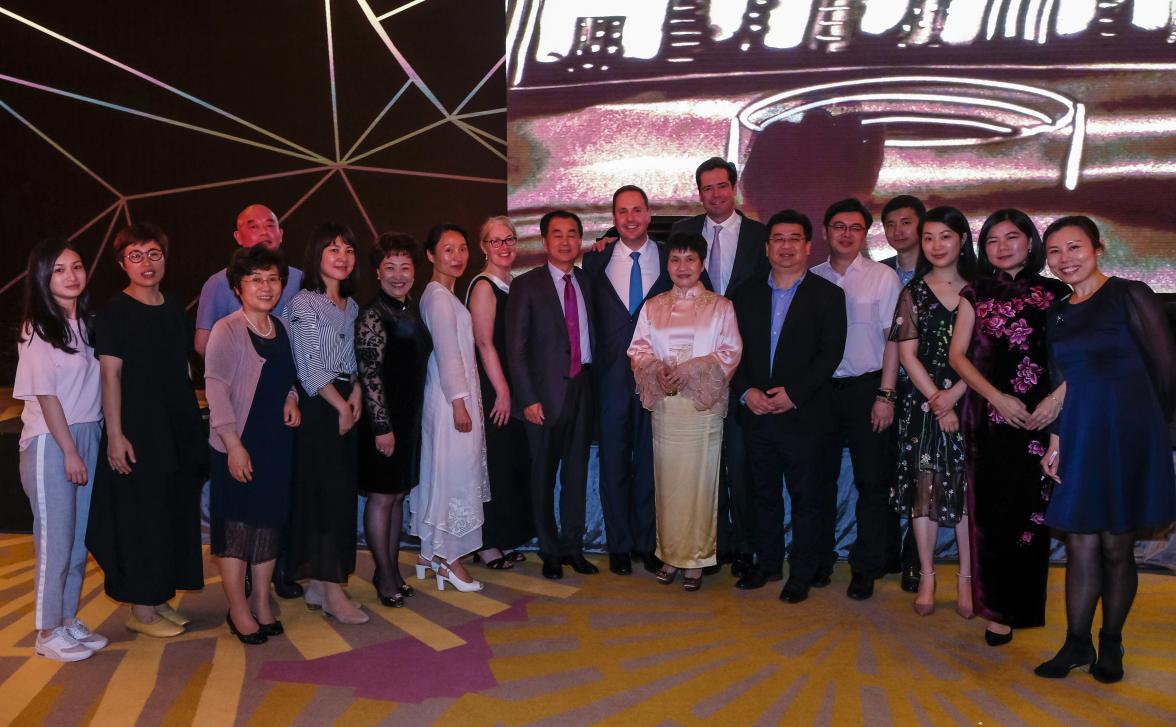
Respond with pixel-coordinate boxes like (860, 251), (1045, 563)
(1034, 633), (1095, 678)
(984, 628), (1013, 647)
(254, 615), (284, 637)
(372, 571), (407, 608)
(1091, 629), (1125, 683)
(226, 611), (267, 645)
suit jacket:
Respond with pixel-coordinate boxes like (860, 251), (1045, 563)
(729, 272), (847, 434)
(505, 264), (596, 423)
(580, 240), (672, 397)
(670, 211), (769, 296)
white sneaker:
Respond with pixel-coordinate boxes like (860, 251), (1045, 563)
(65, 619), (109, 651)
(35, 627), (93, 662)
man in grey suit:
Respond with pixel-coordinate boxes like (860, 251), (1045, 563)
(505, 210), (598, 580)
(670, 157), (768, 576)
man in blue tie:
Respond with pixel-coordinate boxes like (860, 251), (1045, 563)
(582, 186), (671, 576)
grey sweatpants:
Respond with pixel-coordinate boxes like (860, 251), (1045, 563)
(19, 422), (100, 630)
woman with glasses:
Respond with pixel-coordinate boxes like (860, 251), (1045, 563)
(87, 224), (206, 638)
(465, 216), (534, 570)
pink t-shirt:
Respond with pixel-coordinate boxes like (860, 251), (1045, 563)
(13, 320), (102, 451)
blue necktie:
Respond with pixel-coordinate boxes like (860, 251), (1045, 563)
(628, 251), (642, 316)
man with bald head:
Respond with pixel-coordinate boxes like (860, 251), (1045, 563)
(194, 204), (303, 356)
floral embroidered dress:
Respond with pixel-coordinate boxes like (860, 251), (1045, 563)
(888, 278), (967, 524)
(961, 271), (1068, 629)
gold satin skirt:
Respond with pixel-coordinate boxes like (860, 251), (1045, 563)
(652, 394), (724, 569)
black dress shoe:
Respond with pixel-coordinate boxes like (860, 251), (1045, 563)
(985, 628), (1013, 647)
(702, 563), (722, 576)
(901, 564), (920, 593)
(541, 558), (564, 579)
(730, 555), (754, 579)
(227, 612), (267, 645)
(609, 553), (632, 576)
(273, 579), (304, 599)
(810, 569), (832, 588)
(779, 578), (810, 603)
(735, 567), (781, 590)
(846, 572), (875, 600)
(642, 552), (663, 574)
(1034, 633), (1095, 678)
(561, 554), (599, 574)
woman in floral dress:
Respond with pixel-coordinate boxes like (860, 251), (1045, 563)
(889, 206), (977, 618)
(948, 209), (1069, 647)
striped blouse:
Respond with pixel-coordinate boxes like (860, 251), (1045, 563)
(283, 289), (359, 396)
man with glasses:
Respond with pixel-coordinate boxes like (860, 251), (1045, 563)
(582, 185), (670, 576)
(811, 198), (903, 601)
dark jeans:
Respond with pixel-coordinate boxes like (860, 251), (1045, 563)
(717, 414), (754, 557)
(824, 372), (896, 579)
(524, 372), (592, 560)
(746, 425), (830, 581)
(596, 390), (655, 555)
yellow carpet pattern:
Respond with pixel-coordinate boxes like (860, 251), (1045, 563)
(0, 534), (1173, 726)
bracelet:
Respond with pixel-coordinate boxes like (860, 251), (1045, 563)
(876, 388), (897, 403)
(876, 396), (895, 406)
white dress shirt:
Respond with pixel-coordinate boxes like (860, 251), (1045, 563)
(547, 262), (592, 364)
(605, 236), (660, 311)
(702, 212), (741, 295)
(810, 254), (902, 378)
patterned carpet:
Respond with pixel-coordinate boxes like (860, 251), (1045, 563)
(0, 534), (1173, 726)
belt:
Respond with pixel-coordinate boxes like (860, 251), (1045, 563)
(830, 370), (881, 389)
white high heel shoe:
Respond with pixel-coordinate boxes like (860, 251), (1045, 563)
(435, 563), (483, 592)
(415, 557), (435, 581)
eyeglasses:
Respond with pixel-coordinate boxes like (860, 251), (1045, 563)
(122, 249), (165, 263)
(483, 236), (517, 248)
(769, 235), (807, 244)
(829, 222), (866, 235)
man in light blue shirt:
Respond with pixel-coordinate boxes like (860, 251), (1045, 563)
(194, 204), (302, 357)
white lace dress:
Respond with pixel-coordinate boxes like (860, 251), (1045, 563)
(410, 282), (490, 561)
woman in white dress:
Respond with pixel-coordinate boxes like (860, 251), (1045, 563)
(412, 224), (490, 592)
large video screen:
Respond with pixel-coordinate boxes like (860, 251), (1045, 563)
(506, 0), (1175, 291)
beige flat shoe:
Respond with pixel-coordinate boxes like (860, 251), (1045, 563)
(127, 612), (184, 638)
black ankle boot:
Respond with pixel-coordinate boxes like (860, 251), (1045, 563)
(1034, 633), (1096, 678)
(1091, 629), (1124, 683)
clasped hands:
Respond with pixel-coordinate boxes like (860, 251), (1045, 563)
(744, 386), (795, 415)
(987, 391), (1060, 430)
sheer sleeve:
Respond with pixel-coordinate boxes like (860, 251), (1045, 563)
(627, 304), (665, 411)
(1123, 279), (1175, 419)
(422, 289), (471, 403)
(888, 286), (918, 342)
(355, 307), (391, 435)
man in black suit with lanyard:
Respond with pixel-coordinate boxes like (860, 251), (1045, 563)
(729, 210), (847, 603)
(506, 210), (598, 580)
(670, 157), (768, 576)
(581, 186), (671, 576)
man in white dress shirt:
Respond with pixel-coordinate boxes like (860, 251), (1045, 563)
(811, 198), (902, 601)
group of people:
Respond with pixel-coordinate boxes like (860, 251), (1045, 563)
(14, 157), (1173, 686)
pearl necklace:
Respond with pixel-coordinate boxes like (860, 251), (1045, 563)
(246, 314), (274, 338)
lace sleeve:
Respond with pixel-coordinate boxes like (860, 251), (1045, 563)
(355, 307), (391, 435)
(888, 286), (918, 342)
(677, 355), (732, 416)
(1123, 279), (1175, 419)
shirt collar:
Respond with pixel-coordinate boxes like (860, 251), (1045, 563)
(611, 237), (653, 262)
(768, 271), (805, 292)
(547, 261), (575, 282)
(824, 253), (864, 278)
(704, 211), (739, 234)
(673, 282), (705, 299)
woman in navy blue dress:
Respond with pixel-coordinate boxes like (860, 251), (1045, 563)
(1036, 216), (1175, 684)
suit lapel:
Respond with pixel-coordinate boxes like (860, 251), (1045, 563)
(730, 213), (760, 291)
(543, 266), (571, 347)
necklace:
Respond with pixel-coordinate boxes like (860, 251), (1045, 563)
(246, 314), (274, 338)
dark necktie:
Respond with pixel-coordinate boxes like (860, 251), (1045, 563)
(563, 274), (582, 378)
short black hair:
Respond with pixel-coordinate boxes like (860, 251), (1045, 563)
(694, 157), (738, 189)
(425, 223), (467, 254)
(665, 230), (707, 262)
(823, 198), (873, 229)
(1042, 214), (1103, 251)
(539, 210), (583, 238)
(977, 209), (1045, 276)
(227, 245), (288, 295)
(301, 221), (358, 297)
(113, 222), (169, 259)
(371, 231), (421, 268)
(766, 209), (813, 241)
(611, 185), (649, 212)
(881, 195), (926, 224)
(915, 206), (977, 281)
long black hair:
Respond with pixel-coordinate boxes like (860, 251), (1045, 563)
(977, 208), (1045, 276)
(915, 206), (978, 282)
(20, 238), (93, 353)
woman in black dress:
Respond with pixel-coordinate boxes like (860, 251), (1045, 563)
(205, 246), (301, 643)
(356, 233), (432, 608)
(948, 209), (1069, 647)
(88, 223), (206, 638)
(466, 216), (534, 569)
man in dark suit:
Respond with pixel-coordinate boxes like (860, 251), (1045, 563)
(505, 210), (599, 580)
(581, 185), (671, 576)
(729, 209), (847, 603)
(670, 157), (769, 576)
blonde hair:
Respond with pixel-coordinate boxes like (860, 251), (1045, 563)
(479, 215), (517, 244)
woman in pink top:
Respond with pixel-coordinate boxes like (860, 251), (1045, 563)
(15, 239), (106, 662)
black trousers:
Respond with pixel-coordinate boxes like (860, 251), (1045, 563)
(596, 390), (655, 555)
(824, 372), (897, 579)
(716, 414), (754, 557)
(524, 371), (592, 560)
(746, 425), (830, 581)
